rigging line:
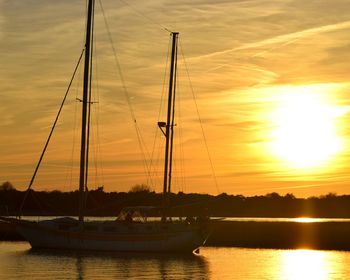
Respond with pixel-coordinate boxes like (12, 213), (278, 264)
(99, 0), (152, 182)
(87, 22), (104, 189)
(117, 0), (172, 34)
(153, 133), (164, 187)
(85, 0), (95, 192)
(90, 32), (97, 189)
(18, 48), (85, 217)
(91, 112), (99, 188)
(135, 124), (154, 185)
(148, 34), (172, 188)
(176, 71), (187, 192)
(92, 33), (103, 188)
(64, 0), (88, 189)
(173, 59), (185, 192)
(137, 124), (156, 187)
(68, 56), (83, 189)
(64, 63), (81, 189)
(179, 40), (220, 194)
(94, 59), (105, 189)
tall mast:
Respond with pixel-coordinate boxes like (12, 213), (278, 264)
(78, 0), (95, 222)
(167, 35), (178, 194)
(160, 32), (178, 216)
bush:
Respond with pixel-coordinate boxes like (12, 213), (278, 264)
(0, 181), (15, 191)
(129, 184), (151, 193)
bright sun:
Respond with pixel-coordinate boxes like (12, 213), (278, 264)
(268, 85), (345, 169)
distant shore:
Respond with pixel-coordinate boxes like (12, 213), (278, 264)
(206, 220), (350, 250)
(2, 188), (350, 218)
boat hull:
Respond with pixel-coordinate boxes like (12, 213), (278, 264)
(4, 218), (208, 253)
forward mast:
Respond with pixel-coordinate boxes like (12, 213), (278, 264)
(79, 0), (95, 222)
(159, 32), (179, 218)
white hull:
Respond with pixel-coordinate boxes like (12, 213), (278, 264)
(8, 218), (208, 253)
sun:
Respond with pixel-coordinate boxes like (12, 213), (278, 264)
(268, 85), (345, 169)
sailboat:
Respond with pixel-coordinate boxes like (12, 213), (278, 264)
(0, 0), (209, 253)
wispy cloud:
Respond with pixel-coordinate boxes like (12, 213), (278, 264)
(188, 20), (350, 63)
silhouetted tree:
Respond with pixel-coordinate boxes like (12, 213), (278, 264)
(2, 188), (350, 217)
(320, 192), (337, 199)
(93, 186), (104, 192)
(0, 181), (15, 191)
(129, 184), (151, 193)
(266, 192), (280, 198)
(284, 193), (295, 199)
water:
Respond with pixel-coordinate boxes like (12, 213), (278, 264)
(223, 217), (350, 223)
(15, 216), (350, 223)
(17, 216), (350, 223)
(1, 242), (350, 279)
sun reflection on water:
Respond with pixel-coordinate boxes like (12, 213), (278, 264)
(293, 217), (314, 223)
(2, 243), (350, 279)
(282, 249), (332, 280)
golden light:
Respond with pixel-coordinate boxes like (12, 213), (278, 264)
(268, 85), (346, 169)
(281, 249), (331, 280)
(293, 217), (314, 223)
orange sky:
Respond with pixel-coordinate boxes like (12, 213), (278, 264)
(1, 0), (350, 197)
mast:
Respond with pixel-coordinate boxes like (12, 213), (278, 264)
(160, 32), (178, 217)
(167, 36), (178, 194)
(78, 0), (95, 222)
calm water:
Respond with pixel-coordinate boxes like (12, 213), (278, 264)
(18, 216), (350, 224)
(1, 242), (350, 279)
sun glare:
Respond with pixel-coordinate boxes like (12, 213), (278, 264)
(268, 85), (346, 170)
(293, 217), (314, 223)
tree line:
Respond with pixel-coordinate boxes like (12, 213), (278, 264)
(1, 181), (350, 217)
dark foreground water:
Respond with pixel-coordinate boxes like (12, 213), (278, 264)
(1, 242), (350, 279)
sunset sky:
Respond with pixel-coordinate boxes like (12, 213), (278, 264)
(1, 0), (350, 196)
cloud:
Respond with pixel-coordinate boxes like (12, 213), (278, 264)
(189, 20), (350, 63)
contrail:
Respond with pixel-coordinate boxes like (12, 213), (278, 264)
(189, 20), (350, 62)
